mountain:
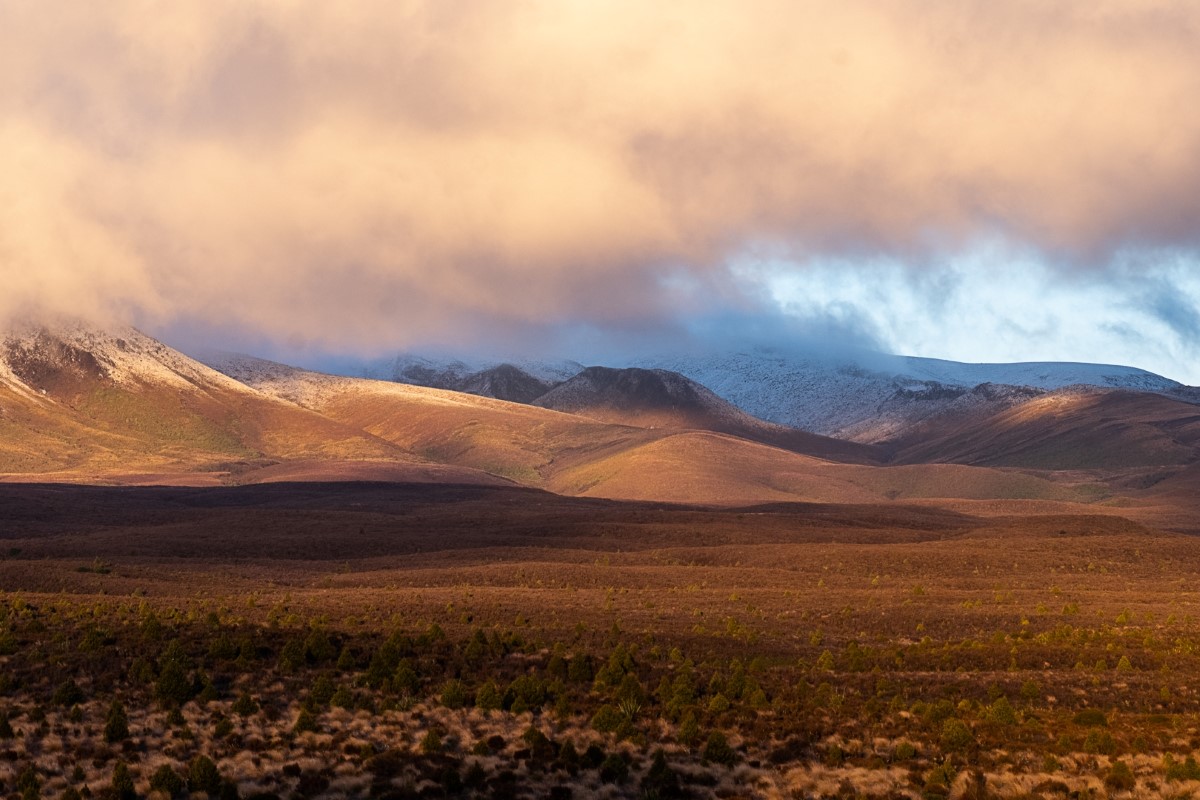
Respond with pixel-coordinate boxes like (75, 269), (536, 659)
(4, 326), (1184, 509)
(0, 323), (412, 479)
(207, 355), (975, 504)
(458, 364), (557, 404)
(888, 386), (1200, 470)
(361, 346), (1183, 444)
(624, 347), (1182, 441)
(366, 354), (582, 403)
(532, 366), (880, 463)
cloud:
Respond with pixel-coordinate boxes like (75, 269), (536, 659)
(753, 248), (1200, 383)
(2, 1), (1199, 354)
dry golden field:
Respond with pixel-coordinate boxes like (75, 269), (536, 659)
(3, 481), (1200, 799)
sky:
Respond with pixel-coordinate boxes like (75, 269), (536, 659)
(2, 2), (1200, 381)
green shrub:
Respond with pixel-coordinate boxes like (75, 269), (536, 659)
(52, 679), (84, 707)
(16, 765), (40, 800)
(187, 755), (222, 796)
(112, 761), (137, 800)
(702, 731), (738, 766)
(1105, 760), (1135, 792)
(156, 660), (194, 707)
(150, 764), (186, 797)
(310, 674), (335, 706)
(591, 704), (624, 733)
(678, 711), (700, 747)
(441, 679), (470, 709)
(104, 700), (130, 743)
(599, 753), (629, 783)
(231, 691), (258, 716)
(707, 693), (731, 713)
(1073, 708), (1108, 727)
(420, 729), (443, 754)
(331, 685), (354, 709)
(987, 697), (1018, 726)
(1165, 755), (1200, 782)
(293, 708), (319, 734)
(940, 719), (974, 753)
(1083, 729), (1117, 755)
(476, 681), (502, 711)
(641, 749), (683, 799)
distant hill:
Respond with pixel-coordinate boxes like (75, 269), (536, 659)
(363, 346), (1183, 444)
(0, 323), (408, 477)
(532, 366), (880, 463)
(369, 354), (581, 403)
(625, 347), (1182, 441)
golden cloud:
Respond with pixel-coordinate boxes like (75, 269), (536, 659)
(2, 1), (1198, 347)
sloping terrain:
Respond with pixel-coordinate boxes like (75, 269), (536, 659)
(206, 353), (659, 486)
(370, 346), (1182, 443)
(0, 324), (1190, 512)
(629, 348), (1182, 441)
(889, 387), (1200, 470)
(368, 354), (581, 403)
(0, 324), (409, 477)
(532, 366), (880, 463)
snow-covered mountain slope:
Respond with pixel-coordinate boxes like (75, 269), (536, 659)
(0, 324), (406, 475)
(622, 347), (1181, 441)
(1, 322), (255, 397)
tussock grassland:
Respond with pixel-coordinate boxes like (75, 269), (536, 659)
(2, 482), (1200, 799)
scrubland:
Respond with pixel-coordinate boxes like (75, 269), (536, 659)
(2, 482), (1200, 800)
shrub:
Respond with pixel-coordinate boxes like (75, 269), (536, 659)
(1083, 729), (1117, 755)
(678, 711), (700, 747)
(52, 679), (84, 707)
(591, 704), (624, 733)
(641, 749), (684, 799)
(188, 755), (222, 796)
(156, 660), (194, 707)
(293, 708), (319, 734)
(940, 719), (974, 753)
(232, 691), (258, 716)
(1105, 760), (1135, 792)
(330, 685), (354, 709)
(104, 700), (130, 743)
(17, 765), (40, 800)
(277, 638), (306, 672)
(707, 693), (731, 714)
(568, 654), (594, 683)
(987, 697), (1018, 726)
(112, 761), (137, 800)
(599, 753), (629, 784)
(1165, 755), (1200, 782)
(522, 725), (555, 761)
(923, 762), (958, 800)
(702, 731), (738, 766)
(441, 679), (470, 709)
(1073, 708), (1108, 727)
(150, 764), (186, 797)
(304, 628), (337, 663)
(420, 729), (443, 754)
(476, 681), (502, 711)
(310, 674), (335, 706)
